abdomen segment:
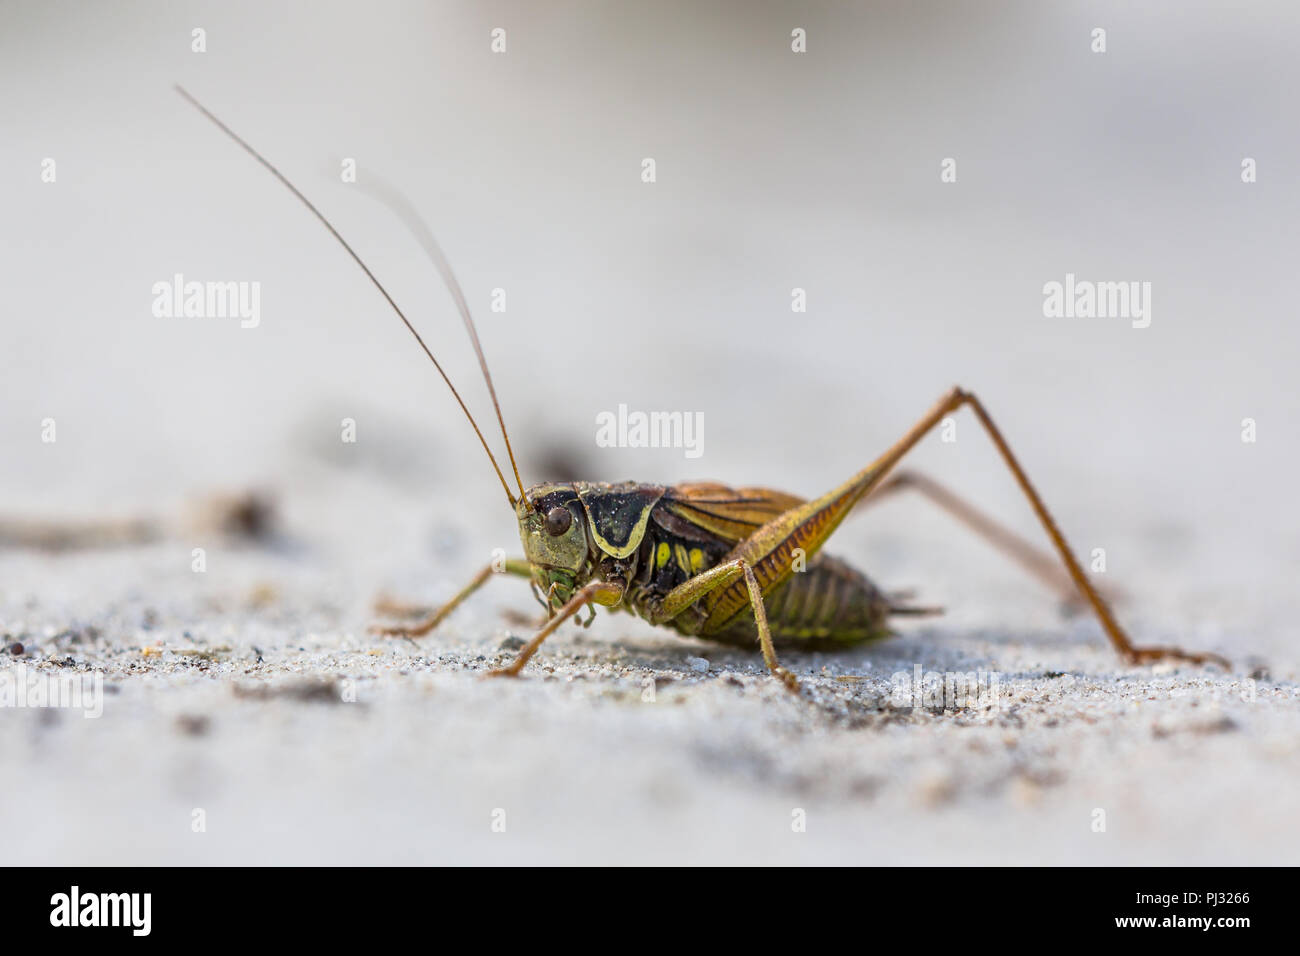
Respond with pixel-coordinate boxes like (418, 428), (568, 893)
(703, 553), (899, 647)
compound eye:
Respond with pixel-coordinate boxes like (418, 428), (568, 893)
(544, 506), (572, 536)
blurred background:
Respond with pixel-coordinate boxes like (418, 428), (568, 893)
(2, 2), (1298, 864)
(4, 2), (1298, 575)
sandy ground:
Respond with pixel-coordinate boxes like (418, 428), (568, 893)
(2, 469), (1296, 867)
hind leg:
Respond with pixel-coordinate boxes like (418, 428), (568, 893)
(862, 470), (1125, 614)
(693, 387), (1227, 669)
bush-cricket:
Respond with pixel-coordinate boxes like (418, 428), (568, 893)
(176, 86), (1229, 693)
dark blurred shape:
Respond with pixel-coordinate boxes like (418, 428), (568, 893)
(0, 514), (161, 550)
(184, 490), (278, 541)
(0, 489), (281, 551)
(528, 439), (594, 484)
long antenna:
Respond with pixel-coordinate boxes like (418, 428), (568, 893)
(353, 177), (527, 507)
(174, 85), (519, 509)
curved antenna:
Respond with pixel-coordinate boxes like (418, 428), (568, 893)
(353, 177), (527, 508)
(174, 85), (519, 509)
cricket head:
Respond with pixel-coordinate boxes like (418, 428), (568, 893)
(517, 483), (590, 608)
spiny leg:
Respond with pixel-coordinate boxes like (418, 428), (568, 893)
(649, 558), (800, 692)
(868, 389), (1227, 667)
(739, 562), (800, 691)
(860, 469), (1125, 614)
(486, 580), (624, 677)
(370, 558), (532, 638)
(698, 386), (1226, 669)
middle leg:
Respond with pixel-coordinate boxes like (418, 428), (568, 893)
(649, 558), (800, 692)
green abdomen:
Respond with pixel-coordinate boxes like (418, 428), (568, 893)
(703, 553), (895, 648)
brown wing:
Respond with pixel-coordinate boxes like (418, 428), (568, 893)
(659, 482), (805, 545)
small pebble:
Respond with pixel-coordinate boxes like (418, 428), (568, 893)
(686, 656), (709, 673)
(7, 642), (23, 656)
